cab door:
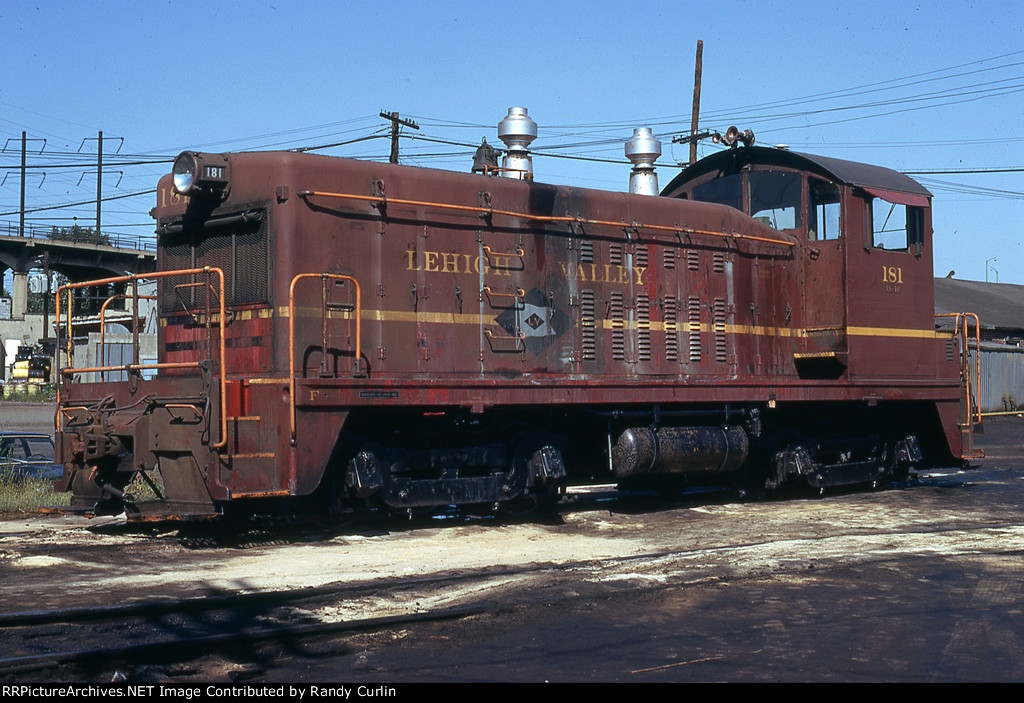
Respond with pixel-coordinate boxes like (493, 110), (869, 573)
(844, 188), (935, 378)
(798, 178), (848, 362)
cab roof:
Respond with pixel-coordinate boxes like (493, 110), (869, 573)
(662, 146), (932, 199)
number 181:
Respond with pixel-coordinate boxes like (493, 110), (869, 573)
(882, 266), (903, 284)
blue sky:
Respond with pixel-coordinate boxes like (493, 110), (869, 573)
(2, 0), (1022, 283)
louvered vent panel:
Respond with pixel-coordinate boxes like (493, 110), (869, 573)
(609, 243), (623, 266)
(635, 244), (649, 268)
(581, 289), (597, 361)
(580, 240), (595, 263)
(610, 291), (626, 362)
(637, 294), (651, 362)
(664, 295), (678, 363)
(713, 297), (728, 363)
(687, 296), (702, 363)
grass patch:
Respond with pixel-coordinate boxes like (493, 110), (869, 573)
(125, 470), (164, 502)
(0, 471), (70, 514)
(0, 384), (57, 403)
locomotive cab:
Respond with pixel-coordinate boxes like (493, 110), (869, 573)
(662, 147), (963, 464)
(662, 146), (938, 379)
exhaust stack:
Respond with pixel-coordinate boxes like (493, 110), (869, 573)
(625, 128), (661, 196)
(497, 107), (537, 180)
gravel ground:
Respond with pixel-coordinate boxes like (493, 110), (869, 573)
(0, 402), (55, 436)
(1, 406), (1020, 682)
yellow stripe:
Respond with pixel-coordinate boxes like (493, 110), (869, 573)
(172, 306), (941, 342)
(159, 308), (274, 325)
(361, 309), (489, 325)
(232, 309), (275, 321)
(597, 320), (801, 337)
(846, 326), (940, 339)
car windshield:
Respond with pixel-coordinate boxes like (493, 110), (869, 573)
(0, 435), (55, 463)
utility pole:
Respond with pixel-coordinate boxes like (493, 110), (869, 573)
(96, 130), (102, 236)
(3, 133), (43, 237)
(42, 251), (50, 342)
(379, 110), (420, 164)
(689, 39), (703, 165)
(19, 132), (27, 239)
(80, 131), (122, 236)
(672, 41), (710, 162)
(20, 132), (26, 237)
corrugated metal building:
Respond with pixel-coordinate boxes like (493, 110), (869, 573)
(970, 344), (1024, 413)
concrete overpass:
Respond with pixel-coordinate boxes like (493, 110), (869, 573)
(0, 228), (156, 320)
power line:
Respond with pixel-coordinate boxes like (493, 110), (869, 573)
(0, 189), (155, 217)
(903, 167), (1024, 174)
(4, 48), (1024, 226)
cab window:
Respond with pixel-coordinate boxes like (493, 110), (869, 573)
(809, 179), (841, 241)
(869, 197), (924, 253)
(749, 171), (801, 230)
(692, 173), (742, 212)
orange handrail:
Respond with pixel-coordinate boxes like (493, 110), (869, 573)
(56, 267), (228, 449)
(482, 285), (526, 300)
(936, 311), (982, 426)
(289, 273), (362, 445)
(298, 189), (796, 248)
(97, 293), (157, 381)
(482, 244), (525, 259)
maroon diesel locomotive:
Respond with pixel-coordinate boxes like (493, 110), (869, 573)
(55, 113), (975, 520)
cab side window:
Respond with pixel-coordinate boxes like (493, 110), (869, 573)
(869, 197), (924, 253)
(808, 179), (841, 241)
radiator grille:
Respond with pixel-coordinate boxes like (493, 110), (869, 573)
(160, 211), (268, 312)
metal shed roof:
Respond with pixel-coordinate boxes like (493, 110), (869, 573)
(934, 278), (1024, 332)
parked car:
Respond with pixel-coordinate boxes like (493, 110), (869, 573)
(0, 432), (63, 481)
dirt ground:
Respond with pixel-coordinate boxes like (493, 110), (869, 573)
(1, 406), (1022, 682)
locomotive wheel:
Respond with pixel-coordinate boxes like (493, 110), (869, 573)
(345, 447), (385, 500)
(500, 438), (567, 516)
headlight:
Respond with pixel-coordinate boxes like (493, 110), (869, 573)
(171, 151), (230, 196)
(172, 152), (198, 194)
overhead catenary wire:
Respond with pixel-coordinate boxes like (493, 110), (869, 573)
(2, 50), (1022, 236)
